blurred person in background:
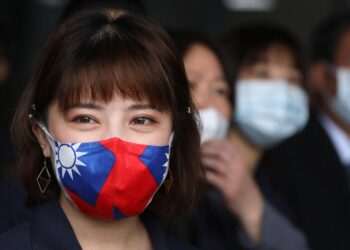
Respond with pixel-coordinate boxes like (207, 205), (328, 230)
(168, 29), (309, 250)
(259, 12), (350, 250)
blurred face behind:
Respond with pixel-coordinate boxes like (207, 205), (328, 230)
(238, 44), (302, 86)
(327, 28), (350, 125)
(310, 28), (350, 126)
(334, 28), (350, 68)
(184, 44), (231, 142)
(184, 43), (231, 119)
(234, 44), (309, 149)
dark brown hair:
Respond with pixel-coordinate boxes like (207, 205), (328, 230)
(12, 8), (203, 216)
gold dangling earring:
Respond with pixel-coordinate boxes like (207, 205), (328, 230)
(36, 158), (51, 194)
(164, 168), (173, 194)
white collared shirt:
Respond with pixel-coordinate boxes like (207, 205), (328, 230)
(320, 114), (350, 167)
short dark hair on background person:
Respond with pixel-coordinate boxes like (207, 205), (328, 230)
(169, 30), (232, 102)
(310, 11), (350, 63)
(222, 24), (306, 87)
(12, 8), (204, 217)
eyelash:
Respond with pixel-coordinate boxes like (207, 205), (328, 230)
(72, 115), (97, 124)
(130, 116), (157, 126)
(70, 115), (158, 127)
(213, 87), (229, 97)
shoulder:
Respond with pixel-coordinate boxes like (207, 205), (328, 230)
(1, 200), (81, 250)
(0, 177), (31, 233)
(0, 221), (32, 249)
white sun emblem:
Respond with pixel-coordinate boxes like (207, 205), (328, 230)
(162, 153), (170, 181)
(55, 142), (87, 180)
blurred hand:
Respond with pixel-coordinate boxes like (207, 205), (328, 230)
(201, 139), (264, 242)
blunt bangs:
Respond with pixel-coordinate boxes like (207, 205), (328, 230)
(55, 19), (173, 113)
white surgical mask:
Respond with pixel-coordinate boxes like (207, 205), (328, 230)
(329, 68), (350, 125)
(234, 79), (309, 149)
(198, 108), (229, 143)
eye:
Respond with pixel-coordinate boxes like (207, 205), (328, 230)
(72, 115), (96, 124)
(130, 116), (156, 126)
(210, 80), (229, 98)
(254, 69), (269, 79)
(213, 85), (229, 98)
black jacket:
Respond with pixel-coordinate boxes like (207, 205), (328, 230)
(0, 177), (31, 233)
(0, 199), (196, 250)
(165, 189), (242, 250)
(260, 113), (350, 250)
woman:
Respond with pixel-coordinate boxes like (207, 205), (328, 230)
(170, 29), (309, 250)
(0, 8), (203, 250)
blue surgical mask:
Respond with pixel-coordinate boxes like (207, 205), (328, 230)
(234, 79), (309, 149)
(329, 68), (350, 125)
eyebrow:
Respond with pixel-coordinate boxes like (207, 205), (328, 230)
(126, 104), (159, 111)
(68, 103), (103, 110)
(67, 103), (160, 112)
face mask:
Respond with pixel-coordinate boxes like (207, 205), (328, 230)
(329, 68), (350, 125)
(234, 79), (309, 149)
(39, 124), (171, 221)
(198, 108), (229, 142)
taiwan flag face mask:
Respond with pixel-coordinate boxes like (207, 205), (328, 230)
(38, 124), (172, 221)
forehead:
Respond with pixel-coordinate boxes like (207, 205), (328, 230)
(258, 44), (295, 67)
(184, 44), (223, 73)
(54, 51), (173, 114)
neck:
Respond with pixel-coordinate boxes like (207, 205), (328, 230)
(59, 194), (152, 250)
(228, 128), (263, 173)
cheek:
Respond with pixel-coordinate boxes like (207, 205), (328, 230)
(127, 116), (173, 146)
(190, 86), (202, 103)
(48, 119), (93, 143)
(220, 101), (232, 120)
(151, 117), (173, 145)
(213, 96), (231, 119)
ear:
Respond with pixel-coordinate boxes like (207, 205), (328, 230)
(308, 61), (336, 97)
(31, 124), (51, 157)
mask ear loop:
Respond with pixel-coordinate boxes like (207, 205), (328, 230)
(28, 104), (56, 162)
(29, 111), (56, 150)
(28, 104), (53, 194)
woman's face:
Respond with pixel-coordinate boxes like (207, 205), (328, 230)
(238, 44), (302, 87)
(184, 43), (231, 119)
(36, 94), (173, 157)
